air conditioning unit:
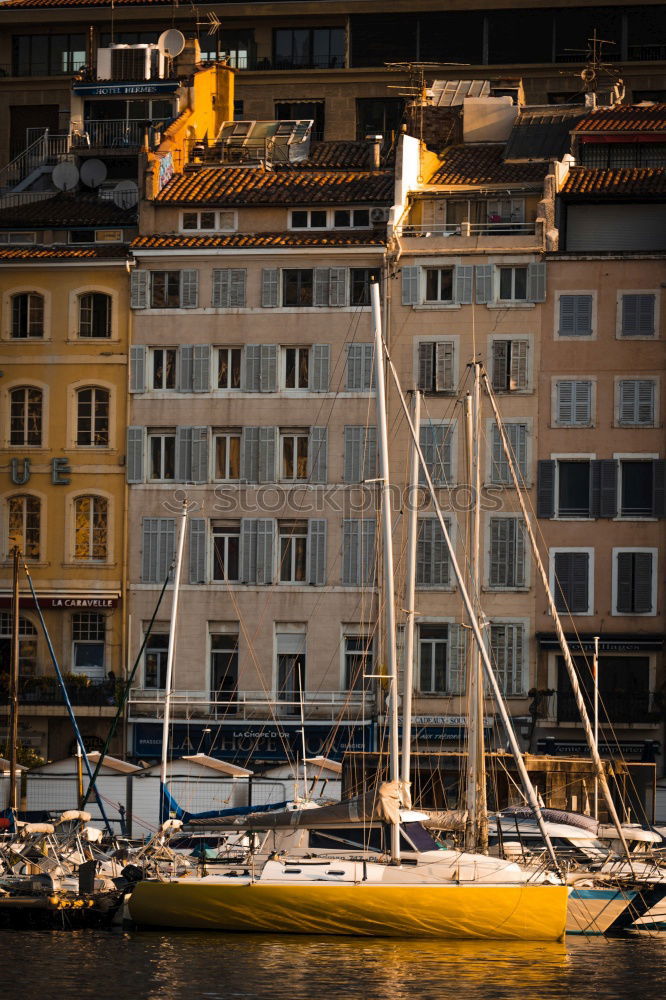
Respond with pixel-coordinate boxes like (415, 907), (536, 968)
(97, 44), (165, 81)
(370, 207), (390, 224)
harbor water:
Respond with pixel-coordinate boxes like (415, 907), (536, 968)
(1, 930), (664, 999)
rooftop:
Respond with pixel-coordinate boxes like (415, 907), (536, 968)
(505, 106), (587, 161)
(131, 231), (387, 250)
(0, 244), (129, 261)
(573, 104), (666, 134)
(0, 193), (136, 229)
(427, 143), (549, 186)
(561, 166), (666, 197)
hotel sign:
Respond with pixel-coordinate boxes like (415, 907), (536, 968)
(73, 82), (179, 96)
(0, 594), (120, 610)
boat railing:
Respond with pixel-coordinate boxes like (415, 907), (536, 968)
(128, 688), (375, 721)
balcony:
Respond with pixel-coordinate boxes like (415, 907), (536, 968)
(70, 120), (147, 151)
(128, 688), (375, 723)
(396, 220), (543, 251)
(0, 675), (117, 708)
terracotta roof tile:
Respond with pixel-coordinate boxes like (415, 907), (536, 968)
(561, 166), (666, 197)
(304, 141), (393, 170)
(0, 0), (165, 6)
(0, 244), (129, 260)
(131, 231), (386, 250)
(428, 144), (548, 186)
(155, 166), (393, 206)
(573, 105), (666, 133)
(0, 193), (136, 229)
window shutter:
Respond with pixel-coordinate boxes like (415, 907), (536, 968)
(309, 426), (327, 483)
(130, 270), (148, 309)
(454, 265), (473, 304)
(622, 294), (655, 336)
(243, 345), (261, 391)
(537, 460), (555, 518)
(141, 518), (175, 583)
(311, 344), (330, 391)
(491, 341), (508, 392)
(188, 518), (207, 584)
(527, 261), (546, 302)
(314, 268), (330, 307)
(590, 459), (617, 518)
(175, 426), (193, 482)
(129, 345), (146, 393)
(634, 552), (654, 613)
(508, 423), (527, 479)
(178, 345), (193, 392)
(573, 381), (592, 425)
(360, 519), (376, 585)
(435, 341), (454, 391)
(229, 269), (246, 307)
(329, 268), (347, 306)
(401, 266), (420, 305)
(212, 269), (229, 308)
(344, 426), (363, 482)
(240, 519), (257, 583)
(364, 426), (378, 480)
(255, 519), (274, 584)
(261, 268), (279, 307)
(559, 295), (576, 335)
(241, 426), (260, 482)
(447, 624), (466, 695)
(260, 344), (278, 392)
(490, 424), (507, 484)
(258, 426), (277, 483)
(192, 345), (211, 392)
(363, 343), (375, 390)
(419, 425), (434, 485)
(180, 269), (199, 308)
(652, 459), (666, 517)
(416, 517), (449, 587)
(420, 424), (451, 485)
(514, 518), (526, 588)
(556, 380), (574, 424)
(307, 519), (327, 585)
(475, 264), (493, 304)
(489, 517), (509, 588)
(619, 380), (654, 426)
(417, 342), (433, 391)
(571, 552), (589, 612)
(509, 340), (528, 390)
(190, 426), (209, 483)
(616, 552), (633, 613)
(126, 426), (145, 484)
(342, 519), (359, 585)
(513, 625), (525, 695)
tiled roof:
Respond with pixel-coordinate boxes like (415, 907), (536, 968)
(0, 0), (162, 6)
(0, 193), (136, 228)
(155, 166), (393, 206)
(305, 142), (392, 170)
(573, 105), (666, 133)
(0, 244), (130, 260)
(561, 166), (666, 197)
(428, 144), (549, 186)
(131, 231), (387, 250)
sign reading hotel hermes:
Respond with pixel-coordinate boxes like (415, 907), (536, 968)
(73, 82), (179, 96)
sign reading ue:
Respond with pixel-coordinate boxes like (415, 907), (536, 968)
(10, 457), (72, 485)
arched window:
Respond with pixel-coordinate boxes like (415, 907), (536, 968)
(76, 387), (109, 446)
(11, 292), (44, 338)
(78, 292), (112, 338)
(0, 611), (38, 677)
(7, 494), (40, 559)
(9, 386), (43, 446)
(74, 495), (108, 560)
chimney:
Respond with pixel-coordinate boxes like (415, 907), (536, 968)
(366, 134), (383, 169)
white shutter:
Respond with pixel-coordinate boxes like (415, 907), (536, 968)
(129, 345), (146, 393)
(573, 381), (592, 425)
(475, 265), (493, 304)
(435, 341), (454, 391)
(243, 345), (261, 391)
(329, 268), (347, 306)
(447, 625), (466, 695)
(314, 268), (330, 307)
(180, 270), (199, 308)
(454, 265), (473, 304)
(509, 340), (528, 390)
(192, 345), (211, 392)
(260, 344), (278, 392)
(402, 266), (420, 305)
(556, 380), (575, 424)
(130, 270), (148, 309)
(261, 268), (279, 307)
(311, 344), (330, 391)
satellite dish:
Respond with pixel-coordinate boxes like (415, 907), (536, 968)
(80, 158), (108, 189)
(158, 29), (186, 58)
(52, 161), (79, 191)
(112, 180), (139, 209)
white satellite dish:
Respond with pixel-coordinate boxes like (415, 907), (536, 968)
(52, 161), (80, 191)
(80, 158), (108, 189)
(112, 180), (139, 209)
(158, 29), (186, 58)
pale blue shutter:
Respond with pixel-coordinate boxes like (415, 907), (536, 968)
(401, 266), (419, 305)
(346, 345), (363, 390)
(454, 265), (473, 304)
(188, 518), (207, 584)
(178, 345), (193, 391)
(129, 345), (146, 393)
(130, 270), (148, 309)
(175, 426), (193, 482)
(447, 624), (466, 695)
(622, 294), (655, 336)
(311, 344), (330, 391)
(260, 344), (278, 392)
(261, 268), (279, 307)
(229, 269), (246, 307)
(309, 427), (327, 483)
(240, 519), (257, 583)
(573, 381), (592, 425)
(258, 426), (277, 483)
(364, 426), (378, 481)
(435, 342), (454, 391)
(190, 426), (209, 483)
(314, 268), (330, 307)
(126, 426), (145, 484)
(344, 426), (362, 482)
(329, 268), (347, 306)
(360, 519), (376, 585)
(527, 262), (546, 302)
(342, 519), (359, 584)
(475, 264), (493, 304)
(243, 345), (261, 391)
(556, 380), (575, 424)
(241, 427), (259, 482)
(212, 269), (229, 308)
(417, 342), (433, 391)
(255, 519), (274, 584)
(558, 294), (592, 336)
(192, 345), (211, 392)
(307, 519), (327, 585)
(142, 518), (175, 583)
(180, 269), (199, 308)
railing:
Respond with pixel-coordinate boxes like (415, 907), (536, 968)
(128, 688), (375, 722)
(0, 677), (117, 707)
(70, 120), (145, 150)
(398, 221), (537, 238)
(557, 691), (653, 725)
(628, 44), (666, 61)
(0, 131), (69, 192)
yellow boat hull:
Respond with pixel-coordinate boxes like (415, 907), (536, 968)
(128, 880), (568, 941)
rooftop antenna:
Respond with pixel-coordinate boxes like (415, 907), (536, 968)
(561, 29), (624, 108)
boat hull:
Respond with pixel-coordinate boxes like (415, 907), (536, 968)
(128, 879), (567, 941)
(566, 888), (636, 935)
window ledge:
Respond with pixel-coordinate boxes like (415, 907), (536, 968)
(413, 303), (461, 311)
(612, 516), (658, 522)
(61, 561), (117, 569)
(486, 302), (536, 310)
(483, 586), (530, 594)
(611, 610), (657, 617)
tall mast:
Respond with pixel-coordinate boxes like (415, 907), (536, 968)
(401, 390), (421, 797)
(370, 278), (401, 863)
(8, 546), (20, 812)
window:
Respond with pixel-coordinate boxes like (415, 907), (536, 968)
(418, 623), (465, 695)
(557, 460), (591, 517)
(76, 387), (109, 446)
(419, 423), (453, 485)
(344, 426), (377, 483)
(489, 623), (525, 696)
(349, 268), (378, 306)
(217, 348), (242, 389)
(276, 101), (325, 141)
(212, 522), (240, 582)
(148, 431), (175, 481)
(279, 521), (308, 583)
(557, 294), (593, 337)
(145, 633), (169, 688)
(212, 270), (246, 309)
(274, 28), (344, 69)
(283, 347), (309, 389)
(74, 495), (108, 560)
(424, 268), (454, 303)
(614, 550), (656, 615)
(182, 211), (216, 231)
(617, 380), (656, 427)
(344, 634), (373, 691)
(489, 423), (528, 485)
(71, 613), (105, 681)
(0, 612), (37, 676)
(150, 270), (198, 309)
(552, 550), (592, 614)
(417, 341), (454, 393)
(214, 432), (241, 481)
(141, 518), (176, 583)
(10, 387), (42, 446)
(11, 292), (44, 338)
(346, 344), (374, 390)
(488, 517), (525, 589)
(491, 340), (529, 392)
(281, 430), (309, 481)
(0, 232), (36, 245)
(8, 495), (40, 559)
(150, 348), (177, 390)
(282, 269), (314, 307)
(290, 209), (327, 229)
(78, 292), (111, 338)
(416, 517), (450, 587)
(555, 380), (593, 427)
(13, 33), (86, 75)
(356, 98), (404, 141)
(486, 198), (525, 228)
(620, 460), (654, 517)
(210, 634), (239, 706)
(620, 294), (656, 337)
(342, 519), (376, 586)
(276, 630), (306, 711)
(498, 266), (528, 301)
(334, 209), (371, 229)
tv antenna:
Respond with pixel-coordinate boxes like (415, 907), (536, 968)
(561, 29), (624, 105)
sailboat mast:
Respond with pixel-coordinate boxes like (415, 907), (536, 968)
(8, 546), (20, 812)
(159, 500), (189, 824)
(400, 390), (420, 796)
(370, 279), (401, 863)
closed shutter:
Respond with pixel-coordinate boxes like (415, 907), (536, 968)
(633, 552), (653, 613)
(554, 551), (588, 613)
(126, 426), (145, 484)
(314, 268), (330, 307)
(178, 345), (193, 392)
(190, 426), (209, 483)
(417, 342), (433, 391)
(309, 426), (328, 483)
(329, 268), (347, 306)
(622, 294), (655, 336)
(141, 518), (175, 583)
(435, 342), (454, 391)
(212, 269), (247, 308)
(559, 294), (592, 336)
(180, 269), (199, 308)
(590, 459), (618, 518)
(307, 519), (327, 585)
(490, 624), (523, 697)
(229, 269), (246, 308)
(241, 427), (259, 482)
(360, 519), (376, 585)
(489, 518), (508, 587)
(344, 426), (363, 482)
(491, 341), (508, 392)
(619, 380), (655, 426)
(130, 269), (148, 309)
(261, 268), (279, 307)
(419, 424), (451, 485)
(129, 345), (146, 393)
(416, 517), (449, 587)
(260, 344), (278, 392)
(362, 343), (375, 389)
(364, 426), (378, 480)
(311, 344), (330, 391)
(556, 381), (574, 424)
(188, 518), (207, 584)
(490, 423), (528, 484)
(652, 459), (666, 517)
(527, 262), (546, 302)
(342, 519), (359, 584)
(616, 552), (633, 613)
(566, 204), (666, 252)
(537, 460), (556, 518)
(240, 519), (257, 583)
(509, 340), (528, 390)
(258, 426), (277, 483)
(192, 345), (211, 392)
(454, 265), (473, 304)
(557, 380), (591, 425)
(447, 624), (466, 695)
(346, 344), (374, 390)
(402, 266), (420, 305)
(475, 264), (493, 304)
(243, 345), (261, 391)
(255, 519), (274, 584)
(175, 426), (193, 482)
